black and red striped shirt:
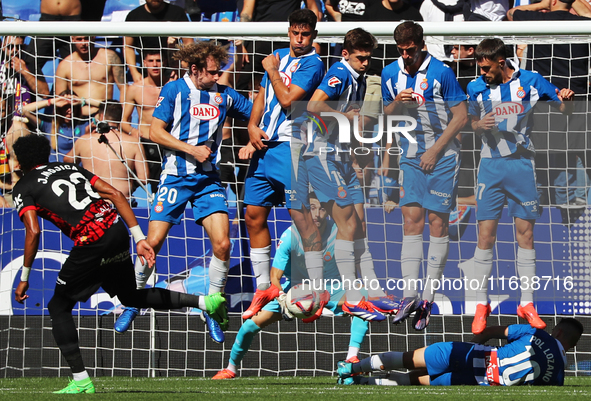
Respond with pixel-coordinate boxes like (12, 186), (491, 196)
(13, 163), (119, 246)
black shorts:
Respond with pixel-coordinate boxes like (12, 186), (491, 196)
(54, 220), (136, 302)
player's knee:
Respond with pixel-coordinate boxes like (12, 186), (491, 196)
(245, 210), (266, 232)
(213, 237), (231, 258)
(477, 234), (496, 250)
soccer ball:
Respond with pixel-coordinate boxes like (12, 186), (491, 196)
(285, 284), (321, 320)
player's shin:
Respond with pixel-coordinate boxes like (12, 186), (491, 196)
(473, 247), (493, 304)
(335, 239), (361, 303)
(134, 255), (154, 290)
(422, 235), (449, 302)
(229, 319), (261, 367)
(517, 247), (536, 305)
(304, 250), (324, 290)
(401, 235), (423, 297)
(354, 238), (386, 298)
(250, 245), (271, 290)
(348, 317), (369, 360)
(209, 255), (229, 294)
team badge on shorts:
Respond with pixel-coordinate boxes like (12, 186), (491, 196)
(516, 87), (526, 99)
(155, 202), (164, 213)
(400, 187), (405, 199)
(323, 251), (332, 262)
(337, 186), (347, 198)
(214, 94), (223, 104)
(419, 79), (429, 90)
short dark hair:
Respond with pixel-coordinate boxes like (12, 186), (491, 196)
(394, 21), (423, 46)
(475, 38), (508, 62)
(343, 28), (377, 53)
(288, 9), (317, 30)
(98, 100), (123, 125)
(557, 317), (584, 344)
(13, 134), (51, 171)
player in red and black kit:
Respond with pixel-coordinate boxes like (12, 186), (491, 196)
(11, 134), (227, 394)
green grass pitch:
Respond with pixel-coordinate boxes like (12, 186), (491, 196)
(2, 377), (591, 400)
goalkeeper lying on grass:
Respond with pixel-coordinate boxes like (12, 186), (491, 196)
(337, 318), (582, 386)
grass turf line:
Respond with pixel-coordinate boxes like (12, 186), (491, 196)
(1, 377), (591, 399)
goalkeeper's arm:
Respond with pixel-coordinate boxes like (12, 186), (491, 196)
(470, 326), (509, 344)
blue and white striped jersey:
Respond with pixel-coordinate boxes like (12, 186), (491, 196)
(272, 220), (339, 292)
(152, 74), (252, 176)
(381, 53), (466, 159)
(467, 60), (561, 158)
(470, 324), (566, 386)
(260, 47), (325, 142)
(304, 59), (366, 162)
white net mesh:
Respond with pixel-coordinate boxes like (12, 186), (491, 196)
(0, 22), (590, 378)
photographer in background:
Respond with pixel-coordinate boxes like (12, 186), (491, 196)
(64, 100), (148, 203)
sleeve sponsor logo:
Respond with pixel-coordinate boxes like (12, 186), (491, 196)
(156, 96), (164, 107)
(328, 76), (341, 88)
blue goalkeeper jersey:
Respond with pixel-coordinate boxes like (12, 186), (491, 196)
(304, 58), (366, 162)
(467, 60), (561, 158)
(272, 220), (339, 291)
(381, 53), (465, 160)
(260, 47), (325, 142)
(471, 324), (566, 386)
(152, 74), (252, 176)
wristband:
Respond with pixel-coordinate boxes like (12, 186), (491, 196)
(129, 225), (146, 244)
(21, 266), (31, 282)
(47, 98), (52, 107)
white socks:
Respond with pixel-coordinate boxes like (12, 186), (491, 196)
(517, 247), (536, 306)
(209, 255), (229, 294)
(354, 238), (386, 298)
(400, 235), (423, 297)
(134, 256), (153, 290)
(353, 352), (404, 373)
(423, 235), (449, 302)
(335, 239), (362, 304)
(250, 246), (271, 290)
(473, 247), (493, 305)
(304, 251), (324, 290)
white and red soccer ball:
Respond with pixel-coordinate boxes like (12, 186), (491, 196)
(285, 283), (321, 319)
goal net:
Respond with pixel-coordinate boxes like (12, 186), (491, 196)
(0, 20), (590, 379)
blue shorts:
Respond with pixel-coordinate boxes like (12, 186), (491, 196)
(424, 342), (478, 386)
(150, 172), (228, 225)
(244, 141), (308, 210)
(263, 283), (346, 315)
(476, 154), (540, 221)
(305, 157), (363, 207)
(398, 154), (459, 213)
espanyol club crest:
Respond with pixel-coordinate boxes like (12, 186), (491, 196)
(290, 62), (299, 73)
(337, 186), (347, 198)
(191, 104), (220, 120)
(214, 93), (223, 104)
(279, 71), (291, 87)
(516, 86), (526, 99)
(323, 251), (332, 262)
(400, 187), (405, 199)
(155, 202), (164, 213)
(328, 76), (341, 88)
(493, 102), (524, 120)
(419, 79), (429, 91)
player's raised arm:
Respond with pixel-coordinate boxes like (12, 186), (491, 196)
(470, 325), (509, 344)
(265, 54), (310, 109)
